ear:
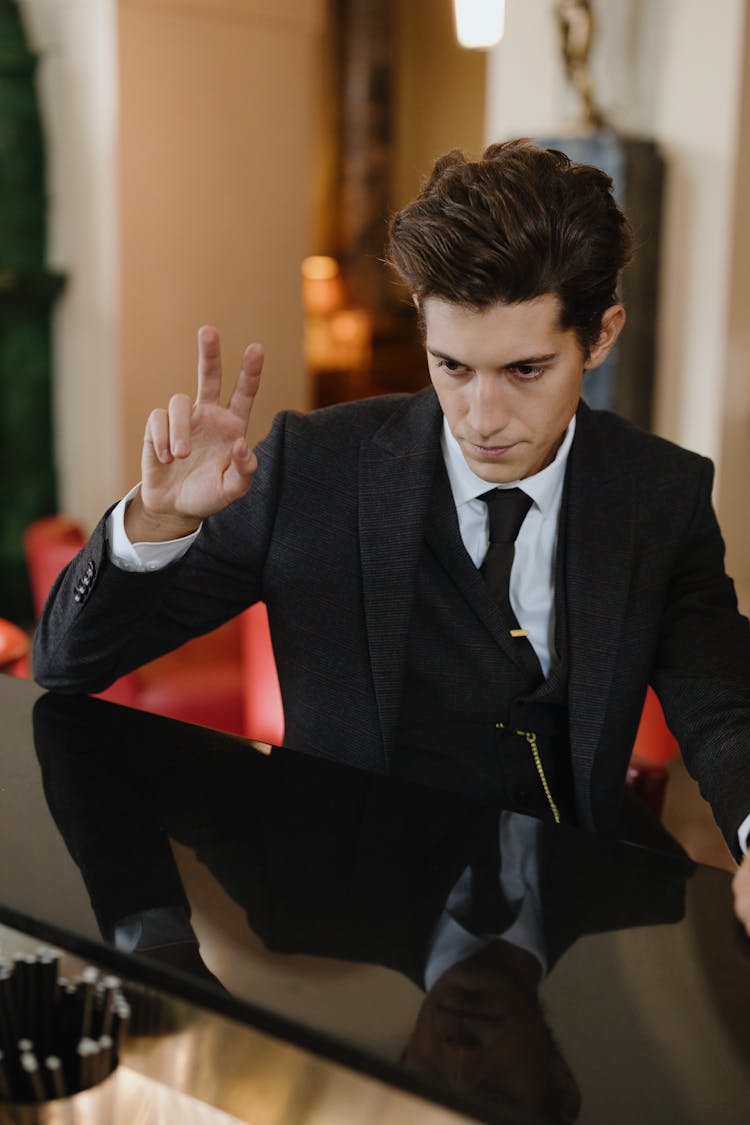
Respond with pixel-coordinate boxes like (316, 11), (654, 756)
(584, 304), (626, 370)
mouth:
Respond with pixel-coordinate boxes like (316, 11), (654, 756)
(465, 441), (517, 460)
(437, 1005), (508, 1025)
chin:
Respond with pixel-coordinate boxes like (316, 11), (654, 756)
(468, 461), (528, 484)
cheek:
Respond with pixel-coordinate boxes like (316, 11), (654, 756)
(431, 380), (463, 423)
(531, 384), (579, 435)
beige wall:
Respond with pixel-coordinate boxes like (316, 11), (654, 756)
(393, 0), (486, 209)
(719, 5), (750, 611)
(25, 0), (482, 527)
(118, 0), (322, 488)
(21, 0), (323, 526)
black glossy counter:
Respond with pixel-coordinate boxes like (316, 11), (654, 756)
(1, 674), (749, 1124)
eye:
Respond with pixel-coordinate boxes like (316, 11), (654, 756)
(508, 363), (545, 381)
(436, 358), (469, 376)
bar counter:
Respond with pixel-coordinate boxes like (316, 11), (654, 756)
(1, 674), (749, 1124)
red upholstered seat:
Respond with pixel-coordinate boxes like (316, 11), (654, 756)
(240, 602), (284, 744)
(24, 515), (89, 620)
(0, 617), (30, 677)
(631, 686), (678, 765)
(626, 688), (678, 817)
(23, 515), (245, 734)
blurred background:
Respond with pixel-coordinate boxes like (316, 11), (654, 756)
(5, 0), (750, 619)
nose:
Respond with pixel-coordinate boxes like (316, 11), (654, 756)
(466, 373), (512, 440)
(443, 1023), (483, 1049)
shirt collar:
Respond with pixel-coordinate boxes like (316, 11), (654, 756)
(440, 413), (576, 517)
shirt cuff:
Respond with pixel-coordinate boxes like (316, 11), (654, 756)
(738, 812), (750, 855)
(107, 483), (201, 572)
(111, 906), (197, 951)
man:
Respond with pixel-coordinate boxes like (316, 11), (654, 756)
(32, 141), (750, 928)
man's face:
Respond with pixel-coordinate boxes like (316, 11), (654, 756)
(423, 293), (622, 483)
(403, 943), (580, 1121)
(404, 954), (553, 1105)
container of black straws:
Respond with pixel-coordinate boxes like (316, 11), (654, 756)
(0, 949), (129, 1124)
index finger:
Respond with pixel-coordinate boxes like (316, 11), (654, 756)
(195, 325), (223, 405)
(227, 342), (264, 426)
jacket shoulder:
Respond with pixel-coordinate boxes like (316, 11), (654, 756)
(261, 388), (437, 454)
(582, 407), (713, 479)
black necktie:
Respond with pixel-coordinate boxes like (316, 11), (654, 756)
(479, 487), (532, 622)
(479, 487), (542, 683)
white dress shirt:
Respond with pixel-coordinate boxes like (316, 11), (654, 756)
(108, 483), (200, 571)
(440, 415), (575, 679)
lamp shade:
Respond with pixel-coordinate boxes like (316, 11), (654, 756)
(453, 0), (505, 49)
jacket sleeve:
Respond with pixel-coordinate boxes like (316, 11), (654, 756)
(32, 412), (289, 693)
(651, 456), (750, 858)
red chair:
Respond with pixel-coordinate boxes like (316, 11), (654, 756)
(23, 515), (245, 733)
(0, 617), (31, 678)
(631, 686), (678, 764)
(626, 687), (678, 816)
(24, 515), (138, 706)
(24, 516), (90, 620)
(240, 602), (284, 744)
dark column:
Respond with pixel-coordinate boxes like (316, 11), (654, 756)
(0, 1), (64, 621)
(336, 0), (394, 311)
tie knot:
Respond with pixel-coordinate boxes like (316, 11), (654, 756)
(480, 488), (532, 544)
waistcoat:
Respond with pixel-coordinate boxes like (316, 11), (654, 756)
(394, 464), (576, 825)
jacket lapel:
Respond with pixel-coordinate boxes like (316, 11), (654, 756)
(359, 389), (443, 759)
(565, 403), (635, 826)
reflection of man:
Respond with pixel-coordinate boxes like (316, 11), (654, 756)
(403, 806), (691, 1124)
(35, 694), (692, 1123)
(406, 942), (580, 1124)
(32, 141), (750, 925)
(406, 815), (582, 1123)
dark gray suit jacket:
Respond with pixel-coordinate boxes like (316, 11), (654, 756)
(33, 390), (750, 855)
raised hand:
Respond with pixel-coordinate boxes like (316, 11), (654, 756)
(126, 327), (263, 542)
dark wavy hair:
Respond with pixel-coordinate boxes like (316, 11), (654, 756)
(386, 140), (632, 354)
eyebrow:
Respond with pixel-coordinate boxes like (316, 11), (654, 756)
(427, 347), (559, 367)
